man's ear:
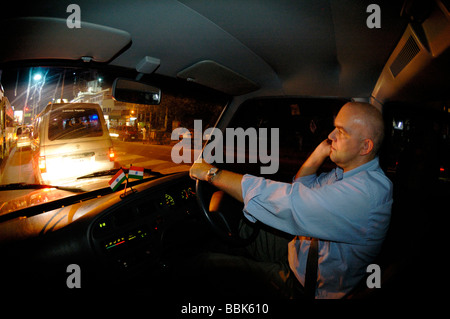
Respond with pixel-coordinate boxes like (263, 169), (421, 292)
(360, 138), (374, 156)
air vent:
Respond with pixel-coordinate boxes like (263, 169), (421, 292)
(389, 35), (421, 77)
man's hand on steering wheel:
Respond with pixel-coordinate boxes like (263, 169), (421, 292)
(190, 159), (244, 203)
(189, 160), (214, 181)
(190, 159), (258, 245)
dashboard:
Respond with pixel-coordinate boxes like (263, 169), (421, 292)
(89, 173), (200, 279)
(90, 177), (197, 272)
(0, 172), (206, 290)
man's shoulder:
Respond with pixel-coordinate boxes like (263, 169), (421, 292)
(350, 159), (391, 185)
(361, 162), (392, 186)
(352, 168), (393, 204)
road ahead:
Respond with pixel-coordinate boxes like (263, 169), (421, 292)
(112, 139), (192, 174)
(0, 147), (36, 184)
(0, 140), (192, 186)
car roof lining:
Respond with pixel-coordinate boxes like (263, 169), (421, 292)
(178, 0), (407, 97)
(3, 0), (408, 98)
(0, 17), (131, 63)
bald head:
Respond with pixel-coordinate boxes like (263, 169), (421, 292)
(328, 102), (385, 171)
(340, 102), (385, 156)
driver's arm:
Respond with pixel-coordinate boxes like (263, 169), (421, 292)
(190, 139), (331, 203)
(189, 160), (244, 202)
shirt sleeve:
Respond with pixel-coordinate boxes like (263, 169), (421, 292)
(293, 168), (340, 188)
(292, 173), (317, 187)
(241, 173), (372, 244)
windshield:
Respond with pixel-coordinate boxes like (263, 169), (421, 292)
(0, 66), (226, 216)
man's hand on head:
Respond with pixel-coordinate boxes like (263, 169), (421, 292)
(314, 139), (332, 161)
(295, 139), (331, 179)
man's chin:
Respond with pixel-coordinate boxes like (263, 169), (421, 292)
(329, 152), (336, 163)
(330, 155), (343, 167)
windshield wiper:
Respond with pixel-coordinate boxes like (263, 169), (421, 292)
(76, 168), (121, 180)
(76, 167), (164, 180)
(0, 183), (85, 193)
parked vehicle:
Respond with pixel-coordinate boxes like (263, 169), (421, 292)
(110, 125), (139, 141)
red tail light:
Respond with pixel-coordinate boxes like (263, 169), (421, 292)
(109, 147), (115, 161)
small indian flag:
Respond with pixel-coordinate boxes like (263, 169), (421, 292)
(109, 169), (127, 191)
(128, 165), (144, 180)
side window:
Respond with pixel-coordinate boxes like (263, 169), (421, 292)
(380, 101), (450, 244)
(220, 98), (346, 182)
(382, 102), (450, 189)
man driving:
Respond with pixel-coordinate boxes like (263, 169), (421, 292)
(190, 102), (393, 299)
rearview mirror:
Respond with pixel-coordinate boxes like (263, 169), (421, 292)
(112, 78), (161, 105)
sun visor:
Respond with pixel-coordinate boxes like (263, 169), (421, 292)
(0, 17), (131, 63)
(177, 60), (260, 96)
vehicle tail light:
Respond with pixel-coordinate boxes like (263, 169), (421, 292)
(39, 156), (47, 173)
(109, 147), (115, 161)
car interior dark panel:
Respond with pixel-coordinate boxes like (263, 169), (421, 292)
(1, 173), (204, 290)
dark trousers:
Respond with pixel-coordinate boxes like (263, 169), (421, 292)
(184, 223), (305, 299)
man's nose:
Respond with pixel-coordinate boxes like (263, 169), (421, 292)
(328, 129), (337, 141)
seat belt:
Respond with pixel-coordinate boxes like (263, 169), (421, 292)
(304, 237), (318, 299)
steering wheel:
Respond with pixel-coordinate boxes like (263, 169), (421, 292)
(195, 179), (259, 246)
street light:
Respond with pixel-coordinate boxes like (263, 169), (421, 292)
(33, 73), (42, 81)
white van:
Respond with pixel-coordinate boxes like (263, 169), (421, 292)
(32, 103), (115, 185)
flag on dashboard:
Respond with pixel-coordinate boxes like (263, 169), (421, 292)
(128, 165), (144, 180)
(109, 168), (127, 191)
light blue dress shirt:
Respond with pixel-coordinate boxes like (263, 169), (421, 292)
(241, 157), (393, 298)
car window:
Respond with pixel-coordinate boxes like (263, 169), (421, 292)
(48, 107), (103, 140)
(220, 97), (348, 182)
(382, 102), (450, 187)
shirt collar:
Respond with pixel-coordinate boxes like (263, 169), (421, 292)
(335, 157), (380, 181)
